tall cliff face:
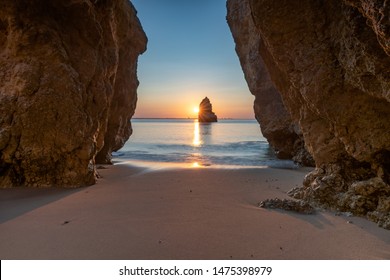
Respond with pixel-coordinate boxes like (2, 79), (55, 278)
(227, 0), (390, 228)
(0, 0), (147, 187)
(227, 0), (314, 166)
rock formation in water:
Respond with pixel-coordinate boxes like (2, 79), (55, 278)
(198, 97), (218, 122)
(227, 0), (390, 228)
(0, 0), (147, 187)
(227, 0), (314, 166)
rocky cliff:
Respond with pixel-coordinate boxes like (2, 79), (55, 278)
(227, 0), (390, 228)
(198, 97), (218, 122)
(0, 0), (147, 187)
(227, 0), (313, 166)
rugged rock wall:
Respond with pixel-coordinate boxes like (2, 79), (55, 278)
(227, 0), (313, 166)
(95, 1), (147, 164)
(0, 0), (147, 187)
(227, 0), (390, 228)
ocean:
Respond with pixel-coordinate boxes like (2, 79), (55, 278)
(114, 119), (297, 168)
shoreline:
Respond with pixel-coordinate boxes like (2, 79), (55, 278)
(110, 158), (304, 171)
(1, 163), (389, 259)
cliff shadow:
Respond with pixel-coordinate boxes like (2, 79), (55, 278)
(0, 187), (87, 224)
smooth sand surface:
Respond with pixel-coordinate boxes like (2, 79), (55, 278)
(0, 163), (389, 260)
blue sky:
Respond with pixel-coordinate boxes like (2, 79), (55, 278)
(131, 0), (254, 119)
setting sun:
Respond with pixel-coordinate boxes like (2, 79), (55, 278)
(193, 107), (199, 114)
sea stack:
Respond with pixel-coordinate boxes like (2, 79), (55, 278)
(198, 97), (218, 122)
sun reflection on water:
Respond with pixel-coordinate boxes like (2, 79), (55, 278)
(192, 120), (201, 147)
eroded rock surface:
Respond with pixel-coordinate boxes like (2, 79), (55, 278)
(227, 0), (313, 166)
(198, 97), (218, 122)
(0, 0), (147, 187)
(227, 0), (390, 228)
(259, 198), (315, 214)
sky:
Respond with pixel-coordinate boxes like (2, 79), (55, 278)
(131, 0), (254, 119)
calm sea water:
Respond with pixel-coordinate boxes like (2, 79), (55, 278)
(114, 119), (296, 168)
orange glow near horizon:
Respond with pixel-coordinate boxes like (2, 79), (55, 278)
(193, 107), (199, 114)
(133, 92), (255, 119)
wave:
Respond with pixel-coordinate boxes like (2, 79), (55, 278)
(123, 141), (269, 154)
(114, 140), (297, 169)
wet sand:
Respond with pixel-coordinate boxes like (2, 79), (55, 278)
(0, 163), (389, 259)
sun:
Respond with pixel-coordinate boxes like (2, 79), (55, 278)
(193, 107), (199, 114)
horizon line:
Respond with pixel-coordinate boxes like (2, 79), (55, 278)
(132, 117), (256, 120)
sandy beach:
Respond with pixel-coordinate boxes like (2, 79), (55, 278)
(0, 163), (389, 260)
